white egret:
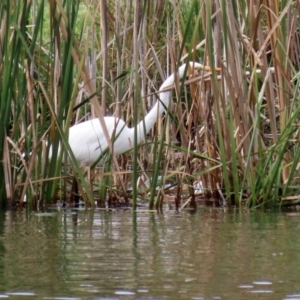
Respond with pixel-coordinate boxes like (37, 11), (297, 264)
(56, 62), (210, 165)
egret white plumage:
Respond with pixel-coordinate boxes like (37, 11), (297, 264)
(56, 62), (210, 165)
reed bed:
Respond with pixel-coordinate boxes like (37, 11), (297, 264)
(0, 0), (299, 209)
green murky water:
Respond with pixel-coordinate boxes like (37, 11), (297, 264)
(0, 208), (300, 299)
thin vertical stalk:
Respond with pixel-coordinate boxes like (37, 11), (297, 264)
(99, 0), (107, 113)
(132, 0), (141, 210)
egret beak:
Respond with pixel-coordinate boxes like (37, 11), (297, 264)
(184, 63), (221, 85)
(194, 64), (221, 72)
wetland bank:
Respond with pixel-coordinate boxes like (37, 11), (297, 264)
(0, 0), (299, 209)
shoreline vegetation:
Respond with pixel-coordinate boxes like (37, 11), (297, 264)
(0, 0), (299, 210)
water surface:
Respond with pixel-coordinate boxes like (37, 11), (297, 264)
(0, 208), (300, 299)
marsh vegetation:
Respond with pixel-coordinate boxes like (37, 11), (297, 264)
(0, 0), (299, 209)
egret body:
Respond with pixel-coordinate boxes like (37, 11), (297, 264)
(59, 62), (206, 165)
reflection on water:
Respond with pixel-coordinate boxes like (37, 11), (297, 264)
(0, 208), (300, 299)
